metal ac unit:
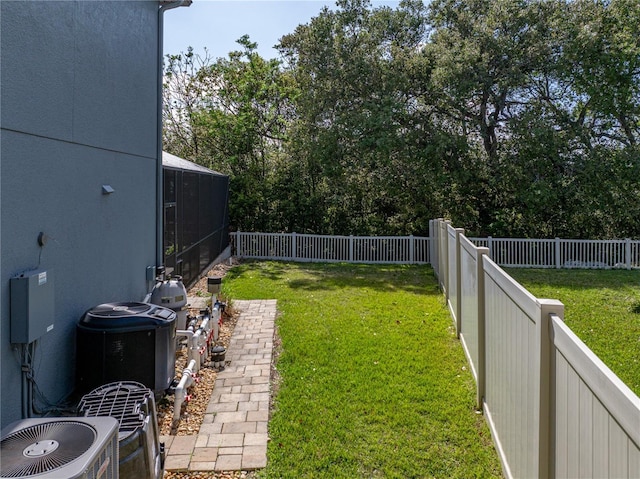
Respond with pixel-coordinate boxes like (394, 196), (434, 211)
(0, 416), (119, 479)
(78, 381), (164, 479)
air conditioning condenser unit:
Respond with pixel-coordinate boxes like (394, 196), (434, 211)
(0, 416), (119, 479)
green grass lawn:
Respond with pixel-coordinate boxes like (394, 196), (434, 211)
(222, 261), (501, 479)
(506, 268), (640, 396)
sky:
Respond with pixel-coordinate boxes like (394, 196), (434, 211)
(163, 0), (401, 60)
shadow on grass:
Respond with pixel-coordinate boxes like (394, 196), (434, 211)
(235, 260), (441, 296)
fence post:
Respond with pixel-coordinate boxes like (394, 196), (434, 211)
(454, 228), (464, 337)
(429, 220), (435, 268)
(237, 230), (242, 258)
(409, 234), (415, 264)
(487, 236), (493, 259)
(290, 232), (296, 261)
(626, 238), (631, 270)
(555, 238), (561, 269)
(476, 246), (489, 410)
(432, 219), (442, 279)
(440, 220), (451, 295)
(349, 235), (354, 263)
(537, 299), (564, 479)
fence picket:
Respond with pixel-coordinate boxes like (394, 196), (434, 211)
(230, 232), (431, 264)
(229, 232), (640, 269)
(431, 218), (640, 479)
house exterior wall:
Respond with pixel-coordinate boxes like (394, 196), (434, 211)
(1, 1), (160, 427)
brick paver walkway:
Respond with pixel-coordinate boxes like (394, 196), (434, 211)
(162, 299), (277, 472)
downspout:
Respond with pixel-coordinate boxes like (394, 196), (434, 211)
(157, 0), (192, 269)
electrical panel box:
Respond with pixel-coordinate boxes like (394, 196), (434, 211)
(10, 269), (54, 343)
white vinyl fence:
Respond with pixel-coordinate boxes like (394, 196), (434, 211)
(471, 236), (640, 269)
(232, 231), (640, 270)
(230, 231), (430, 264)
(431, 218), (640, 479)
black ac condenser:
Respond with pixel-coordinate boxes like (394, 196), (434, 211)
(76, 302), (176, 396)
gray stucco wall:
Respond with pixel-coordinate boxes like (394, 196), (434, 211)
(1, 1), (160, 427)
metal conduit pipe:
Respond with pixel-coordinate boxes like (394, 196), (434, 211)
(21, 344), (30, 418)
(173, 358), (197, 425)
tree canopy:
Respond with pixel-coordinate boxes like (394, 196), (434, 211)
(163, 0), (640, 238)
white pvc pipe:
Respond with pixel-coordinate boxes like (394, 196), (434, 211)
(211, 304), (221, 342)
(176, 330), (197, 367)
(176, 329), (193, 343)
(196, 311), (215, 365)
(192, 329), (204, 372)
(173, 358), (197, 424)
(177, 306), (221, 378)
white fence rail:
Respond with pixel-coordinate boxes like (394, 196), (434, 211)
(231, 231), (640, 270)
(230, 232), (431, 264)
(471, 236), (640, 269)
(431, 218), (640, 479)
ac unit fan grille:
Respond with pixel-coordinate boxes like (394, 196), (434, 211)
(79, 381), (152, 440)
(0, 421), (95, 478)
(89, 302), (153, 317)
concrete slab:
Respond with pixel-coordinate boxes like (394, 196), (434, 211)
(214, 454), (243, 471)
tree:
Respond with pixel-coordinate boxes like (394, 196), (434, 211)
(278, 0), (458, 235)
(163, 37), (296, 231)
(162, 0), (640, 239)
(163, 47), (213, 161)
(424, 0), (640, 237)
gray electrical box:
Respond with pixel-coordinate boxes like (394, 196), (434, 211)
(10, 269), (55, 343)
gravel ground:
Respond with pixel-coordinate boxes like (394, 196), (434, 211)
(164, 472), (256, 479)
